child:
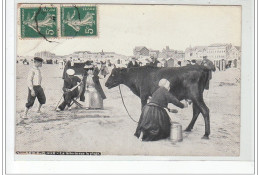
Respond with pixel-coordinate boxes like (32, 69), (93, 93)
(23, 57), (46, 119)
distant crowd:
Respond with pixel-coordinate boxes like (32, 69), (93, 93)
(18, 55), (234, 73)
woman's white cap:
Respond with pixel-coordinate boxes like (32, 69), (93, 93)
(158, 78), (170, 88)
(66, 69), (75, 75)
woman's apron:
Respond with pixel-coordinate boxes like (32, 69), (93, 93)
(85, 76), (103, 109)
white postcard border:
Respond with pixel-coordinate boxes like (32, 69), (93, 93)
(5, 0), (255, 174)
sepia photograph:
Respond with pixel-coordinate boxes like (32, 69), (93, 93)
(15, 4), (242, 156)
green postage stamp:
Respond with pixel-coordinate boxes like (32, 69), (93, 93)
(19, 4), (97, 38)
(60, 6), (97, 37)
(20, 7), (58, 38)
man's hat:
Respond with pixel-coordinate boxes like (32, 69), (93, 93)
(84, 60), (94, 69)
(66, 69), (75, 76)
(34, 57), (43, 62)
(191, 59), (196, 63)
(85, 60), (93, 65)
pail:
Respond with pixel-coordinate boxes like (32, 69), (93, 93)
(170, 122), (183, 142)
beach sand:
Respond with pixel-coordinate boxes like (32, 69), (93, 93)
(15, 64), (240, 156)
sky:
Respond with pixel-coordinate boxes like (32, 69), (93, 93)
(17, 5), (241, 56)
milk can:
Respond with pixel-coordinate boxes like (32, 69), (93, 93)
(170, 122), (183, 143)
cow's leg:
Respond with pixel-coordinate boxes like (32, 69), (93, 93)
(193, 98), (210, 139)
(185, 103), (200, 132)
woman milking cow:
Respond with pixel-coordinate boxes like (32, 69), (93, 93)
(58, 60), (213, 140)
(105, 65), (215, 140)
(135, 79), (188, 141)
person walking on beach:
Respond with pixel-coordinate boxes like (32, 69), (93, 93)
(23, 57), (46, 119)
(100, 62), (109, 78)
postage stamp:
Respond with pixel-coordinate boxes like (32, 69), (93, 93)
(60, 5), (97, 37)
(20, 7), (58, 38)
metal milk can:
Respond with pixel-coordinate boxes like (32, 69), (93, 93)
(170, 122), (183, 143)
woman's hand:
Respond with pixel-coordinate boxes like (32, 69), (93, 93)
(64, 88), (71, 92)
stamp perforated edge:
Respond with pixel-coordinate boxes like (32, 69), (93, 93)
(60, 4), (99, 38)
(17, 3), (60, 40)
(17, 3), (100, 40)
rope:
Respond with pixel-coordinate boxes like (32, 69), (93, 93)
(118, 85), (138, 123)
(55, 94), (63, 110)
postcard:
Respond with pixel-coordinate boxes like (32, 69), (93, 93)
(15, 3), (242, 157)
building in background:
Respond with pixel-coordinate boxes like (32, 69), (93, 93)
(29, 43), (240, 69)
(133, 46), (186, 66)
(160, 46), (185, 60)
(207, 43), (232, 60)
(34, 51), (56, 63)
(149, 50), (160, 58)
(185, 43), (240, 70)
(66, 50), (127, 64)
(227, 46), (241, 68)
(185, 46), (207, 61)
(133, 46), (150, 58)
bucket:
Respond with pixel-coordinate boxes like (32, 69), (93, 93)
(170, 122), (183, 143)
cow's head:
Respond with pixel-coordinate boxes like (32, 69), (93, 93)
(105, 68), (127, 89)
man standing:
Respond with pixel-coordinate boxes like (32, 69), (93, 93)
(56, 69), (83, 111)
(23, 57), (46, 119)
(201, 56), (215, 90)
(100, 62), (109, 78)
(127, 57), (139, 68)
(201, 56), (214, 67)
(149, 56), (160, 67)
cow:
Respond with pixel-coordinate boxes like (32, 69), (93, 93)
(105, 65), (215, 139)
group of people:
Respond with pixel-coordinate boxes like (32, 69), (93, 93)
(22, 56), (213, 142)
(23, 57), (107, 118)
(57, 64), (107, 111)
(127, 56), (160, 68)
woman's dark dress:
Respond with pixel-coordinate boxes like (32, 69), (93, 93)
(134, 87), (184, 141)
